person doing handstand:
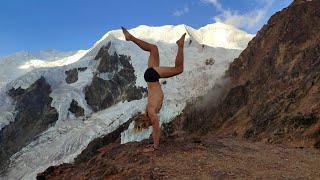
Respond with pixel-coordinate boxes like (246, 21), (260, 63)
(122, 27), (186, 152)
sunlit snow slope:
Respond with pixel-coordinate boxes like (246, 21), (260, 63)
(0, 23), (254, 180)
(0, 50), (87, 88)
(0, 50), (88, 131)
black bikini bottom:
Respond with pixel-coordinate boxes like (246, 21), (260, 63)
(144, 67), (160, 82)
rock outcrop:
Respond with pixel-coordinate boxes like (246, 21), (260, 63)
(65, 68), (78, 84)
(0, 77), (58, 170)
(85, 43), (146, 112)
(169, 0), (320, 148)
(68, 99), (84, 117)
(77, 67), (87, 72)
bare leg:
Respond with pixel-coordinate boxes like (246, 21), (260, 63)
(122, 27), (159, 67)
(154, 33), (186, 78)
(174, 33), (185, 67)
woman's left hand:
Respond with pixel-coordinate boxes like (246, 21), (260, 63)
(142, 144), (157, 152)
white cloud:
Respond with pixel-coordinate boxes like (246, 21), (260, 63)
(201, 0), (223, 11)
(173, 6), (190, 16)
(214, 9), (266, 29)
(201, 0), (274, 31)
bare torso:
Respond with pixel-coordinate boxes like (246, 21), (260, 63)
(147, 82), (163, 113)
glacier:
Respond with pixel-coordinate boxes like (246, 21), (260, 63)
(0, 23), (254, 180)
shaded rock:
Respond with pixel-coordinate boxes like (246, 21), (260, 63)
(7, 87), (25, 97)
(77, 67), (87, 71)
(286, 113), (317, 129)
(65, 68), (78, 84)
(0, 76), (58, 171)
(205, 58), (215, 65)
(85, 43), (146, 112)
(68, 99), (84, 117)
(314, 141), (320, 149)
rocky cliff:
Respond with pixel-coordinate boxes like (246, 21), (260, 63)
(0, 77), (58, 171)
(84, 42), (146, 112)
(169, 0), (320, 148)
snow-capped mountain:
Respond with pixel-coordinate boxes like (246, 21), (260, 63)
(0, 23), (254, 179)
(0, 49), (88, 88)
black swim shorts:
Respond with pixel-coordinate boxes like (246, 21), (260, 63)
(144, 67), (160, 82)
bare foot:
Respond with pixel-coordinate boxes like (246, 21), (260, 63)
(121, 26), (133, 41)
(176, 33), (186, 47)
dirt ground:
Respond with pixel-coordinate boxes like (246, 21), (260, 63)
(38, 133), (320, 180)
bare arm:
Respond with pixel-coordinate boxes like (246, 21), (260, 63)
(147, 109), (160, 149)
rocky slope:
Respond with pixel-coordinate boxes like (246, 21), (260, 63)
(170, 0), (320, 148)
(37, 134), (320, 180)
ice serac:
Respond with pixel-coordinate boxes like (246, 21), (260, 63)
(0, 76), (58, 170)
(168, 0), (320, 148)
(84, 42), (146, 112)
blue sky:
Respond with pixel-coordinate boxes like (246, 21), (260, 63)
(0, 0), (292, 57)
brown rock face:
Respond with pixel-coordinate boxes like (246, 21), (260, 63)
(172, 0), (320, 148)
(226, 0), (320, 146)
